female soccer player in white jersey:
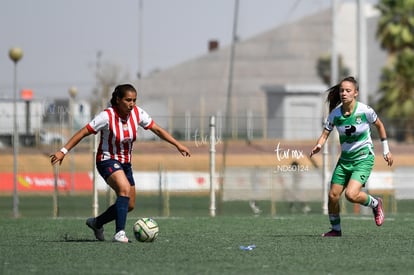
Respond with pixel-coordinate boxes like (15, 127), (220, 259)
(310, 76), (393, 237)
(50, 84), (191, 243)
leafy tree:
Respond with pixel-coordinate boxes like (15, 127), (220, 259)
(316, 54), (350, 86)
(376, 0), (414, 53)
(375, 0), (414, 141)
(377, 49), (414, 141)
(90, 61), (129, 115)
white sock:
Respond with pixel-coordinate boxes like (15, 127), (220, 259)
(368, 195), (378, 208)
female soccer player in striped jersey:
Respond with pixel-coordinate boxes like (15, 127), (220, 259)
(50, 84), (191, 243)
(310, 76), (393, 237)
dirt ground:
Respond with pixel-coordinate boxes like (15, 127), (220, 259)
(1, 139), (413, 173)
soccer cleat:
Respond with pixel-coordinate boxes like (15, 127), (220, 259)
(249, 201), (262, 215)
(112, 230), (130, 243)
(86, 217), (105, 241)
(321, 229), (342, 237)
(373, 197), (385, 226)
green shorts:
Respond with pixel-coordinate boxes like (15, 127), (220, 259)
(331, 154), (375, 187)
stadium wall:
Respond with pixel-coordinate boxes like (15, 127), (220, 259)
(0, 170), (411, 203)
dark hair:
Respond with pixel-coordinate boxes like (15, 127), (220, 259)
(110, 84), (137, 106)
(326, 76), (359, 112)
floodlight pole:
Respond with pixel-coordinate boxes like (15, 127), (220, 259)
(221, 0), (239, 213)
(92, 134), (99, 217)
(68, 86), (78, 194)
(9, 47), (23, 218)
(209, 116), (216, 217)
(53, 106), (65, 218)
(357, 0), (367, 104)
(322, 0), (340, 215)
(137, 0), (143, 80)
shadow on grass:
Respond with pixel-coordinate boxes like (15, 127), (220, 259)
(61, 239), (98, 242)
(269, 234), (319, 238)
(57, 233), (100, 242)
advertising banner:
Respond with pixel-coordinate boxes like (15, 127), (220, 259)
(0, 172), (215, 193)
(0, 173), (92, 192)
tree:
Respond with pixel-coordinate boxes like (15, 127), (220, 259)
(316, 54), (350, 86)
(90, 61), (130, 115)
(377, 49), (414, 141)
(376, 0), (414, 54)
(375, 0), (414, 141)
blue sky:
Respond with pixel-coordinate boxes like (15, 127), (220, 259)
(1, 0), (370, 100)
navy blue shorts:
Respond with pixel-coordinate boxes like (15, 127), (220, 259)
(96, 159), (135, 186)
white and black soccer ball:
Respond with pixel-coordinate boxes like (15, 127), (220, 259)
(133, 218), (159, 242)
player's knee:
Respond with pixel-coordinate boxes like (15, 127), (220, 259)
(344, 189), (358, 202)
(328, 191), (340, 202)
(117, 184), (131, 197)
(328, 190), (341, 201)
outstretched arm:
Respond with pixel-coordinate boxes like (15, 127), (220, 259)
(374, 118), (393, 166)
(50, 126), (92, 165)
(150, 123), (191, 157)
(310, 129), (331, 157)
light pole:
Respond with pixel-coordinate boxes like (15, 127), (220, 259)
(9, 47), (23, 218)
(68, 86), (78, 194)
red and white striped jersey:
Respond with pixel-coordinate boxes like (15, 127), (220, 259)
(86, 106), (154, 163)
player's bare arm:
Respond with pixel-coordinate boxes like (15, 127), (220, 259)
(310, 129), (331, 157)
(150, 123), (191, 157)
(374, 118), (393, 166)
(50, 127), (91, 165)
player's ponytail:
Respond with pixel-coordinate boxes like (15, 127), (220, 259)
(326, 84), (341, 113)
(326, 76), (359, 112)
(110, 84), (137, 106)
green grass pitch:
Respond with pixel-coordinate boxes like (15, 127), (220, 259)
(1, 195), (414, 274)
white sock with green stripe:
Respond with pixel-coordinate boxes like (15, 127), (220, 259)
(364, 195), (378, 208)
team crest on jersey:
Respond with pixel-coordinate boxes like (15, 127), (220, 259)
(355, 116), (362, 124)
(114, 163), (121, 169)
(122, 137), (132, 144)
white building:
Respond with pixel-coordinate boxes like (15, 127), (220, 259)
(133, 2), (385, 140)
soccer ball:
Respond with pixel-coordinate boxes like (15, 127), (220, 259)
(133, 218), (159, 242)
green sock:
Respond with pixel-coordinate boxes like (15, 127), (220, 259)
(364, 195), (378, 208)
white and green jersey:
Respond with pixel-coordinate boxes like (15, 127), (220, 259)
(325, 102), (377, 161)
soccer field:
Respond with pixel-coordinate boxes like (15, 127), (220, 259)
(1, 211), (414, 274)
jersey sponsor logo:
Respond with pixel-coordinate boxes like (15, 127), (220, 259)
(344, 125), (356, 136)
(122, 137), (132, 143)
